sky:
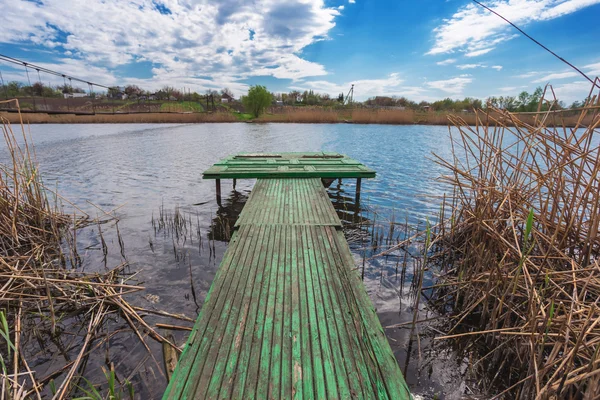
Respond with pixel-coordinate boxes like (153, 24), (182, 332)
(0, 0), (599, 103)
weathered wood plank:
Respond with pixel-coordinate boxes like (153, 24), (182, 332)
(164, 177), (410, 400)
(203, 152), (376, 179)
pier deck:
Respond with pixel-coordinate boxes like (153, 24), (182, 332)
(164, 154), (409, 399)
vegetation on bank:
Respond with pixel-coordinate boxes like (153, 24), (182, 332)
(0, 100), (189, 398)
(426, 85), (600, 398)
(241, 85), (272, 117)
(2, 77), (591, 117)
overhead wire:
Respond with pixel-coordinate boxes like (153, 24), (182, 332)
(471, 0), (599, 90)
(37, 68), (49, 111)
(23, 63), (37, 111)
(0, 53), (116, 90)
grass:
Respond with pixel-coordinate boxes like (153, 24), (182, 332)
(235, 112), (254, 121)
(159, 101), (204, 112)
(427, 81), (600, 398)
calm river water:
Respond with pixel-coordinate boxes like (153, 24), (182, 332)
(2, 123), (469, 399)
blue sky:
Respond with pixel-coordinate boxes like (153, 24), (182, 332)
(1, 0), (599, 102)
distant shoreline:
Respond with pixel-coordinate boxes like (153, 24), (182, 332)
(1, 110), (588, 127)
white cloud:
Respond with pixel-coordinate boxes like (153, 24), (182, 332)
(499, 86), (518, 92)
(465, 48), (496, 57)
(584, 61), (600, 76)
(349, 0), (356, 3)
(426, 77), (473, 94)
(515, 71), (544, 78)
(437, 58), (457, 65)
(289, 73), (435, 101)
(532, 71), (579, 83)
(338, 5), (345, 10)
(553, 80), (596, 103)
(457, 63), (485, 70)
(428, 0), (600, 57)
(455, 63), (503, 70)
(0, 0), (342, 96)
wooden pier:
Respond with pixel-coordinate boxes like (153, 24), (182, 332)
(164, 153), (409, 399)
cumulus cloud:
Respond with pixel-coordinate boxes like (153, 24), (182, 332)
(553, 80), (596, 103)
(426, 77), (472, 94)
(428, 0), (600, 57)
(532, 71), (579, 83)
(289, 73), (434, 101)
(457, 63), (485, 70)
(491, 65), (503, 71)
(437, 58), (457, 65)
(0, 0), (341, 95)
(584, 61), (600, 75)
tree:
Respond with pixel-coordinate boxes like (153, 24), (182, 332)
(242, 85), (272, 117)
(221, 88), (234, 97)
(124, 85), (142, 97)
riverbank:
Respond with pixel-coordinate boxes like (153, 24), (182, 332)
(3, 108), (588, 126)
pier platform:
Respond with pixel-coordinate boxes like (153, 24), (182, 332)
(164, 153), (409, 399)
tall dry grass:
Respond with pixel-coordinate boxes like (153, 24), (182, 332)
(0, 111), (238, 124)
(256, 107), (343, 123)
(0, 100), (183, 398)
(431, 83), (600, 398)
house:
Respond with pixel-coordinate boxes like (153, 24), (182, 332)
(63, 92), (87, 99)
(110, 92), (127, 100)
(221, 93), (234, 103)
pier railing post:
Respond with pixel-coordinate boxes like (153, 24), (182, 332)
(355, 178), (362, 205)
(216, 179), (222, 205)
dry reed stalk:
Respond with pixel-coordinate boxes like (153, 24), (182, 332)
(0, 101), (179, 398)
(0, 110), (238, 124)
(431, 82), (600, 398)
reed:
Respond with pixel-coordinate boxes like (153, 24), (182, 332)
(0, 100), (181, 398)
(256, 107), (343, 123)
(430, 82), (600, 398)
(0, 111), (238, 124)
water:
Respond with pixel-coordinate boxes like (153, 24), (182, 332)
(1, 123), (466, 399)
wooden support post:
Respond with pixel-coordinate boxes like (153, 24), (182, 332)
(216, 179), (222, 205)
(233, 179), (237, 189)
(355, 178), (362, 205)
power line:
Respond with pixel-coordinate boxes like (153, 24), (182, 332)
(0, 53), (116, 90)
(471, 0), (599, 89)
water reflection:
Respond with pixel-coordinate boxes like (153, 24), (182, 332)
(0, 123), (474, 399)
(207, 188), (249, 242)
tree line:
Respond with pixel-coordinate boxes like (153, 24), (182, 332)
(2, 78), (589, 113)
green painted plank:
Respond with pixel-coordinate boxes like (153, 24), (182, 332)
(235, 179), (340, 227)
(163, 227), (246, 399)
(183, 225), (264, 398)
(203, 152), (376, 180)
(203, 169), (376, 180)
(239, 226), (277, 399)
(165, 174), (410, 400)
(218, 224), (271, 398)
(303, 226), (339, 399)
(298, 225), (326, 399)
(329, 228), (412, 399)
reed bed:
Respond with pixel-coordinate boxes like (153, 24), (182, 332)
(430, 83), (600, 398)
(257, 107), (343, 123)
(0, 111), (237, 124)
(0, 101), (180, 398)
